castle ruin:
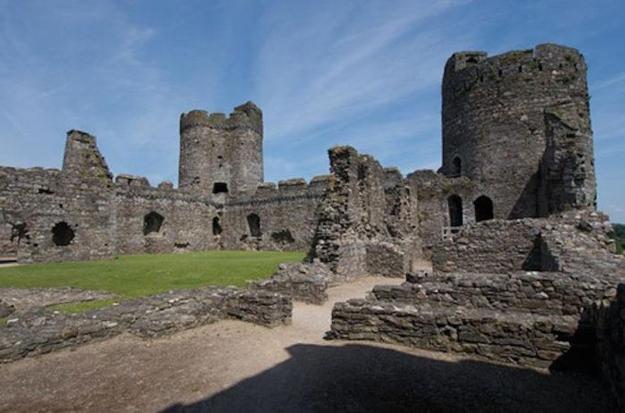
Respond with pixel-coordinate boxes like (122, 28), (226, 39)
(0, 43), (598, 267)
(2, 43), (625, 408)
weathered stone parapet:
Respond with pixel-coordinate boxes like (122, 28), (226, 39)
(115, 174), (151, 188)
(0, 287), (291, 363)
(179, 101), (262, 135)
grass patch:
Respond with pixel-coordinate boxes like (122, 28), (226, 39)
(0, 317), (6, 326)
(50, 299), (118, 314)
(0, 250), (304, 298)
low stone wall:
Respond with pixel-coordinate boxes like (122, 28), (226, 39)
(328, 299), (580, 369)
(0, 287), (291, 363)
(371, 271), (617, 317)
(250, 261), (332, 305)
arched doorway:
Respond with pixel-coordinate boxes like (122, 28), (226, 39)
(474, 196), (494, 222)
(447, 195), (463, 227)
(247, 213), (262, 237)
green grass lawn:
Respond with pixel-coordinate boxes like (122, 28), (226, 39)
(0, 250), (304, 299)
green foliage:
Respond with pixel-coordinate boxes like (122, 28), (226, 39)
(611, 224), (625, 254)
(0, 250), (304, 298)
(50, 299), (118, 314)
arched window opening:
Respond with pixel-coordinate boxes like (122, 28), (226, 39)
(52, 222), (75, 246)
(143, 212), (164, 236)
(451, 157), (462, 176)
(474, 196), (494, 222)
(212, 217), (222, 235)
(448, 195), (463, 227)
(213, 182), (228, 194)
(247, 213), (262, 237)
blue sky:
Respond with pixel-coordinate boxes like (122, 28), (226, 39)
(0, 0), (623, 221)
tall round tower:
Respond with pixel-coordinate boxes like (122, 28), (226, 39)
(179, 101), (263, 196)
(441, 43), (595, 219)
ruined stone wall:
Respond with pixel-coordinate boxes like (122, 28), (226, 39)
(309, 146), (421, 277)
(0, 131), (116, 263)
(113, 175), (219, 255)
(179, 102), (263, 196)
(442, 44), (594, 219)
(431, 213), (616, 275)
(407, 170), (476, 254)
(220, 176), (328, 251)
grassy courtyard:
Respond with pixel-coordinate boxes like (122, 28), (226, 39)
(0, 250), (304, 299)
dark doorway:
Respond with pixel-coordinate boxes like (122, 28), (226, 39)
(451, 157), (462, 176)
(448, 195), (463, 227)
(143, 212), (164, 235)
(247, 213), (262, 237)
(212, 217), (222, 235)
(474, 196), (494, 222)
(52, 222), (75, 246)
(213, 182), (228, 194)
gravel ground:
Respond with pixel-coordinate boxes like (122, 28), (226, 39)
(0, 277), (614, 413)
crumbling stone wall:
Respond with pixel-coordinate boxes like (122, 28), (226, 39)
(328, 212), (625, 371)
(308, 146), (421, 277)
(441, 44), (595, 219)
(0, 131), (116, 263)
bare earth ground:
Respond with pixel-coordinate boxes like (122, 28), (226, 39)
(0, 277), (612, 413)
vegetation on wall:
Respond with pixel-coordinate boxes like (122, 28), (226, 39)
(612, 223), (625, 254)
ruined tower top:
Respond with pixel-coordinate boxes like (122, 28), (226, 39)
(179, 101), (263, 135)
(178, 102), (264, 196)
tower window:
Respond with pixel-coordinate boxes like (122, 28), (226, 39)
(474, 196), (494, 222)
(448, 195), (463, 227)
(212, 217), (222, 235)
(451, 157), (462, 176)
(213, 182), (229, 194)
(247, 213), (262, 237)
(52, 222), (75, 246)
(143, 212), (164, 235)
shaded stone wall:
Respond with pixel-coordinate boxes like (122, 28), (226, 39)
(593, 284), (625, 410)
(441, 44), (595, 219)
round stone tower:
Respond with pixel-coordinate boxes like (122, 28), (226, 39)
(179, 101), (263, 196)
(441, 43), (595, 219)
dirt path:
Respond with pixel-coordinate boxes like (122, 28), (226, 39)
(0, 277), (612, 413)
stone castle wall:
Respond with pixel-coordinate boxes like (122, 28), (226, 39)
(0, 125), (326, 262)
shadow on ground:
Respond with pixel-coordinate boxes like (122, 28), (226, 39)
(161, 343), (613, 413)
